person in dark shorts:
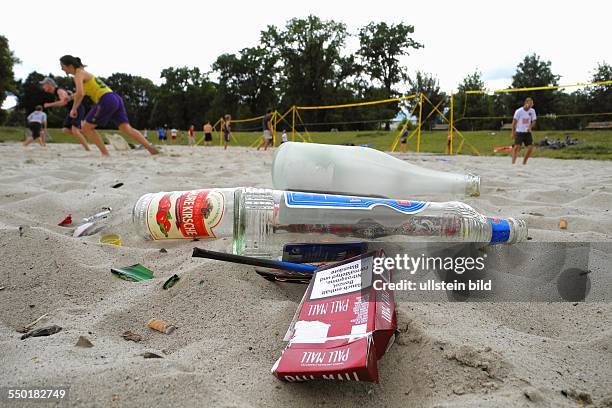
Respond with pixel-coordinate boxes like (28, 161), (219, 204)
(157, 126), (167, 144)
(59, 55), (158, 156)
(399, 128), (409, 153)
(511, 97), (537, 165)
(257, 109), (274, 151)
(24, 106), (47, 147)
(203, 121), (213, 146)
(222, 114), (231, 150)
(40, 77), (90, 151)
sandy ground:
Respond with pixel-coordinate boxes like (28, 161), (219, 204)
(0, 141), (611, 407)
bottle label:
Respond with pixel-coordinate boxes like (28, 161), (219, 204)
(146, 190), (225, 239)
(284, 192), (428, 214)
(488, 217), (510, 244)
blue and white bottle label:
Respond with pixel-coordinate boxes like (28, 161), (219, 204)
(285, 192), (428, 214)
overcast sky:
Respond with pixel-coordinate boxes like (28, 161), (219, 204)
(3, 0), (611, 94)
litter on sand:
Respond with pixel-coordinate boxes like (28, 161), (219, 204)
(111, 264), (154, 282)
(75, 336), (94, 348)
(272, 250), (396, 383)
(162, 274), (180, 289)
(58, 214), (73, 226)
(192, 248), (317, 274)
(147, 319), (176, 334)
(121, 331), (143, 342)
(100, 234), (122, 246)
(83, 208), (112, 223)
(20, 325), (62, 340)
(142, 352), (163, 359)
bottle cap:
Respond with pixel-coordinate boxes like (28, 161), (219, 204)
(488, 217), (528, 244)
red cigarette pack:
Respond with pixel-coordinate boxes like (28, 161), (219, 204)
(272, 250), (396, 382)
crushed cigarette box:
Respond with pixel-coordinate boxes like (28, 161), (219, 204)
(272, 250), (396, 382)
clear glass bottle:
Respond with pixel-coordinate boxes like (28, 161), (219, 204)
(272, 142), (480, 197)
(133, 188), (527, 259)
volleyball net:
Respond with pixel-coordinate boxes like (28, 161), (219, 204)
(198, 79), (612, 153)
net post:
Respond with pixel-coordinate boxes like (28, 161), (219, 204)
(273, 111), (277, 146)
(417, 93), (423, 153)
(449, 94), (454, 155)
(291, 106), (296, 142)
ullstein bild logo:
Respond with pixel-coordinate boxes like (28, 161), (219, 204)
(372, 254), (486, 275)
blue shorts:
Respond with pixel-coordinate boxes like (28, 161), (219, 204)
(85, 92), (129, 127)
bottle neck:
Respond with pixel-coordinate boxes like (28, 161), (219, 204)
(465, 174), (481, 197)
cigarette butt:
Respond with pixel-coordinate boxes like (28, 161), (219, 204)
(559, 219), (568, 230)
(147, 319), (176, 334)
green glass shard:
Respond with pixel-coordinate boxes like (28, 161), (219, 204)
(111, 264), (154, 282)
(162, 274), (180, 290)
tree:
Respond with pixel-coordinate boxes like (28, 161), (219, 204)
(407, 72), (447, 129)
(0, 35), (20, 124)
(150, 67), (217, 129)
(213, 46), (278, 119)
(104, 73), (157, 129)
(357, 22), (423, 130)
(453, 71), (493, 130)
(357, 22), (423, 99)
(261, 15), (356, 111)
(588, 62), (612, 122)
(509, 54), (560, 128)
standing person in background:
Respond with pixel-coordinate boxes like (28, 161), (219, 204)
(257, 109), (274, 151)
(187, 125), (195, 146)
(281, 129), (288, 144)
(164, 124), (170, 143)
(157, 126), (167, 144)
(24, 105), (47, 147)
(170, 127), (178, 143)
(40, 77), (90, 151)
(59, 55), (158, 156)
(222, 115), (231, 150)
(511, 97), (537, 165)
(203, 121), (213, 146)
(399, 128), (409, 153)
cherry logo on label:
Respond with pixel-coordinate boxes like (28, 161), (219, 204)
(156, 194), (173, 237)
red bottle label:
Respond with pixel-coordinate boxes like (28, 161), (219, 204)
(146, 189), (224, 240)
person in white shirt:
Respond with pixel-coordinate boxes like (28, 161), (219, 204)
(281, 130), (288, 144)
(24, 106), (47, 147)
(511, 97), (536, 165)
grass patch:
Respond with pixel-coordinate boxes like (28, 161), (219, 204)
(2, 126), (611, 160)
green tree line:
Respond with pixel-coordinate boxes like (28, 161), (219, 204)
(1, 16), (610, 132)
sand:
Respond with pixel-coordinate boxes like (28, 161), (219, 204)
(0, 141), (611, 407)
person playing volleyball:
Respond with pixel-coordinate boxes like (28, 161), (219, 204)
(40, 77), (91, 151)
(59, 55), (159, 156)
